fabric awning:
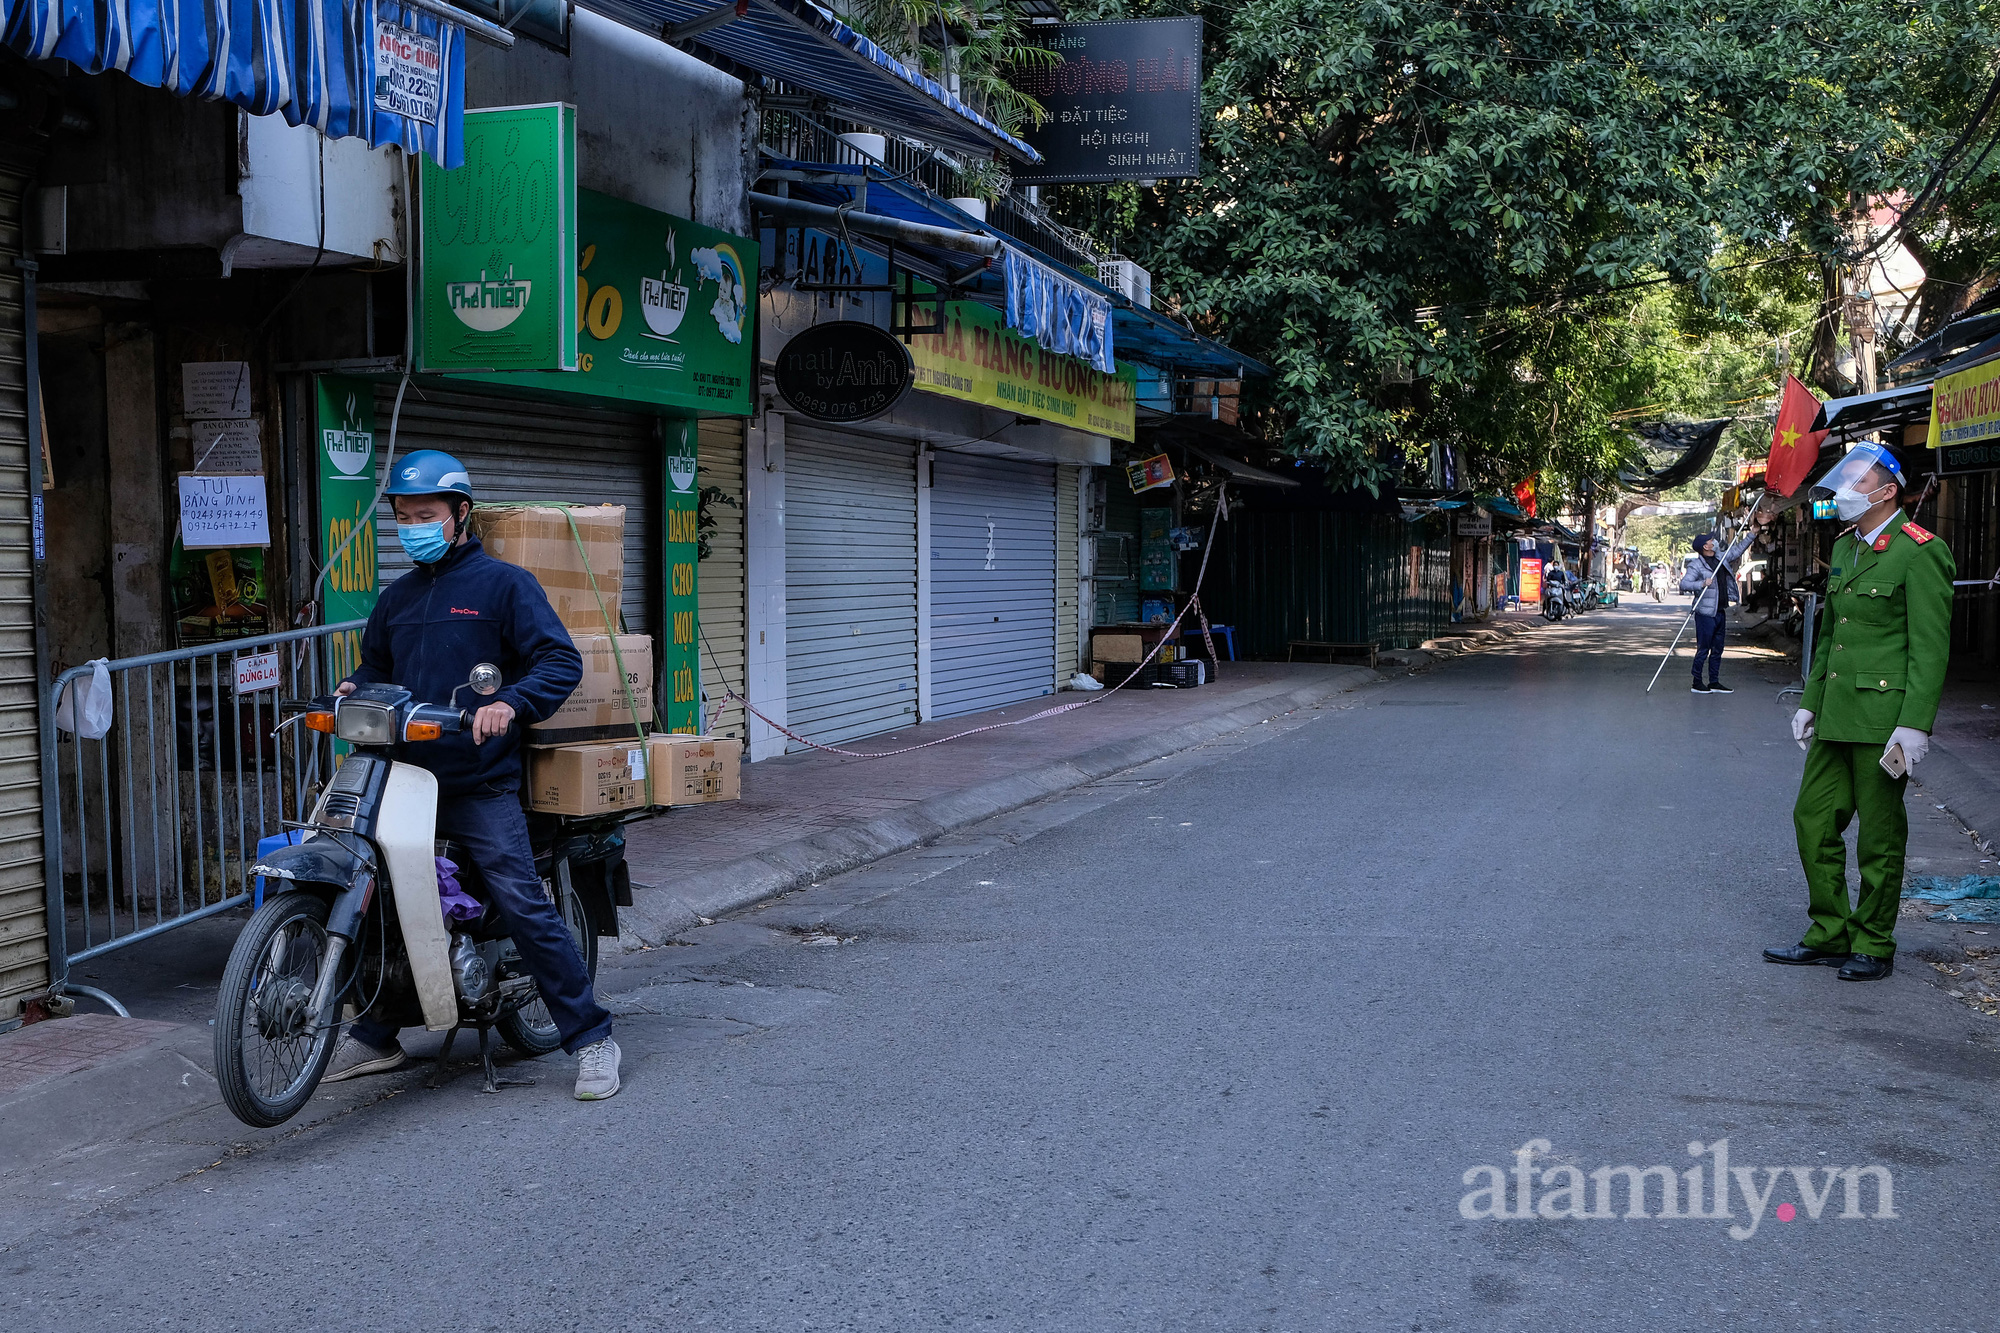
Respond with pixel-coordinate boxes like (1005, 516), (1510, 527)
(759, 158), (1271, 379)
(6, 0), (475, 165)
(1810, 383), (1934, 440)
(588, 0), (1036, 162)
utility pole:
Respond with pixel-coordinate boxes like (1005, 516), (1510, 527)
(1581, 477), (1597, 580)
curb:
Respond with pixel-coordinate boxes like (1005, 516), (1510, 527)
(617, 667), (1378, 947)
(1914, 742), (2000, 851)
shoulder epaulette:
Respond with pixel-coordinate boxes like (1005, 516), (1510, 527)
(1902, 521), (1935, 544)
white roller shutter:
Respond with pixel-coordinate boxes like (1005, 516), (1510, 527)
(1056, 466), (1079, 683)
(784, 423), (917, 748)
(373, 385), (659, 638)
(929, 452), (1055, 718)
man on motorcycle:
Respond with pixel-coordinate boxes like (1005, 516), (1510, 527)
(322, 450), (622, 1100)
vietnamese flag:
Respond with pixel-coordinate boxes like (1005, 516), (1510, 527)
(1514, 475), (1537, 517)
(1766, 375), (1828, 497)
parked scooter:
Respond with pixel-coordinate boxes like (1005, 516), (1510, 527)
(213, 665), (622, 1127)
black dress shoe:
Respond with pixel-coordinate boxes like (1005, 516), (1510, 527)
(1763, 944), (1848, 966)
(1838, 953), (1894, 982)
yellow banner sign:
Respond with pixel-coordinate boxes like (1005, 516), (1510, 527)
(909, 301), (1136, 441)
(1928, 355), (2000, 451)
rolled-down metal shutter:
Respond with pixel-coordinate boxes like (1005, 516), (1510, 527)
(0, 154), (43, 1013)
(784, 423), (916, 748)
(1056, 466), (1079, 683)
(697, 418), (746, 740)
(930, 453), (1055, 718)
(373, 385), (658, 638)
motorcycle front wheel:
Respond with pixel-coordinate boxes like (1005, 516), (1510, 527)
(498, 866), (598, 1058)
(214, 891), (341, 1127)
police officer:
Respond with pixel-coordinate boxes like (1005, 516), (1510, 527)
(1765, 442), (1954, 981)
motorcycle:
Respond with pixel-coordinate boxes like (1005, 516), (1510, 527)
(1542, 583), (1569, 620)
(214, 665), (628, 1127)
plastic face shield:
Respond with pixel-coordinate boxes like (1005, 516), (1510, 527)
(1810, 441), (1904, 501)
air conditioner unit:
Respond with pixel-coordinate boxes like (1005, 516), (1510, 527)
(1098, 259), (1151, 309)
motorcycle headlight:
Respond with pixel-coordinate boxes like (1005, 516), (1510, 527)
(336, 700), (396, 745)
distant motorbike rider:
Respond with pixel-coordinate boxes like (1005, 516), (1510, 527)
(321, 449), (622, 1100)
(1678, 526), (1756, 694)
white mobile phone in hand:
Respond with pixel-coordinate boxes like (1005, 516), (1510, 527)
(1880, 744), (1908, 779)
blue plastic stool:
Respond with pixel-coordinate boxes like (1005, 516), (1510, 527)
(252, 830), (307, 909)
(1181, 625), (1237, 661)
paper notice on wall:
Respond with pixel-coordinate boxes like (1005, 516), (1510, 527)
(179, 473), (271, 549)
(190, 418), (263, 474)
(182, 362), (252, 419)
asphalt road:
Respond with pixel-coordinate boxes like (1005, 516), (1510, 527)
(8, 601), (2000, 1331)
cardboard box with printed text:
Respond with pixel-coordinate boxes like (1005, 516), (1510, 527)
(527, 742), (649, 816)
(526, 634), (654, 747)
(645, 734), (743, 806)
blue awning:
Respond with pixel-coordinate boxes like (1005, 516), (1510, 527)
(590, 0), (1036, 162)
(7, 0), (469, 165)
(762, 158), (1271, 380)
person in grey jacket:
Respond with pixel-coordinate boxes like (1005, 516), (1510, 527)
(1679, 529), (1755, 693)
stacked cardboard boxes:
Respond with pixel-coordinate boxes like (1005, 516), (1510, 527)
(483, 502), (742, 815)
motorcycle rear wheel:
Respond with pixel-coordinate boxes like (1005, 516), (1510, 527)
(497, 866), (598, 1058)
(214, 891), (340, 1128)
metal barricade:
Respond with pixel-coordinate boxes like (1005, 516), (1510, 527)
(43, 620), (367, 968)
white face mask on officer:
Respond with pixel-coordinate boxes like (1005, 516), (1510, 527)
(1830, 478), (1894, 522)
(1813, 442), (1904, 524)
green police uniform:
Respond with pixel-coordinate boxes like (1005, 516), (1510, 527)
(1794, 512), (1955, 959)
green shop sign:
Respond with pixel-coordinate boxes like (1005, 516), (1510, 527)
(450, 190), (754, 416)
(417, 104), (578, 373)
(664, 419), (700, 733)
(314, 376), (379, 680)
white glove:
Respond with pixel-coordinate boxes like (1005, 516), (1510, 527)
(1887, 726), (1930, 770)
(1792, 709), (1815, 751)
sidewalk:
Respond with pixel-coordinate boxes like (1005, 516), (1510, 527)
(618, 661), (1379, 944)
(1739, 612), (2000, 846)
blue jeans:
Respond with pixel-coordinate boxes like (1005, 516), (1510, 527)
(1692, 610), (1727, 683)
(351, 790), (612, 1054)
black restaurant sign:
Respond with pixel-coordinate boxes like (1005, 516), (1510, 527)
(774, 322), (914, 424)
(1011, 17), (1202, 184)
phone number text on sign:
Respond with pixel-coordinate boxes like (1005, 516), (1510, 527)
(374, 21), (442, 124)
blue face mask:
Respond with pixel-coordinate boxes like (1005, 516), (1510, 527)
(397, 521), (452, 564)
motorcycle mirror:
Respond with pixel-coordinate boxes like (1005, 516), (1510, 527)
(467, 663), (502, 697)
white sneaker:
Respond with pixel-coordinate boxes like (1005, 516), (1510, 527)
(323, 1034), (407, 1083)
(574, 1037), (621, 1100)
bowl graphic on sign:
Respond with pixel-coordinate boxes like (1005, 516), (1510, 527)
(447, 266), (532, 332)
(641, 229), (689, 342)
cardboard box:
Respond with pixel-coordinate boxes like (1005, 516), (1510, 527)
(472, 503), (626, 633)
(527, 742), (648, 816)
(527, 634), (654, 747)
(645, 734), (743, 806)
(1092, 631), (1146, 664)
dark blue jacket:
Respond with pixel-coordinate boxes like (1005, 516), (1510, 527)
(344, 536), (582, 796)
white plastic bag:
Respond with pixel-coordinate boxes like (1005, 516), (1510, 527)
(55, 658), (113, 739)
(1067, 672), (1104, 692)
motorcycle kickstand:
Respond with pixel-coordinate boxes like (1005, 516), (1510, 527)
(477, 1023), (533, 1094)
(427, 1024), (462, 1089)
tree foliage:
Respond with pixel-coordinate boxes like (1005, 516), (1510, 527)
(1050, 0), (2000, 495)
